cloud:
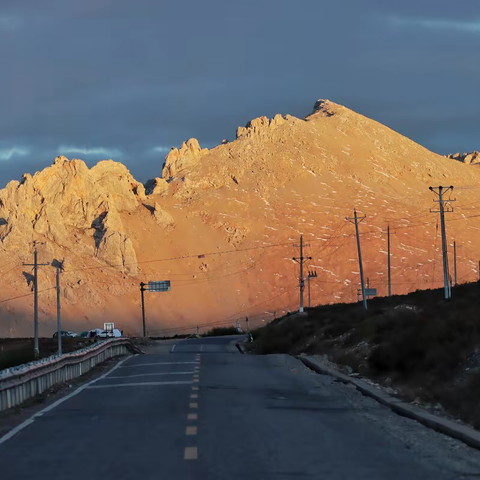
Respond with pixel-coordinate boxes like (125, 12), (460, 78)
(0, 147), (29, 161)
(152, 146), (172, 154)
(387, 16), (480, 33)
(57, 145), (122, 157)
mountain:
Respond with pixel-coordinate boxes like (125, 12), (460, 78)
(1, 100), (480, 337)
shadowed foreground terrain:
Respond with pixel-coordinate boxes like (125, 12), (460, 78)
(249, 282), (480, 428)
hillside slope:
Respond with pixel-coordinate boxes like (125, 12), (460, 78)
(1, 99), (479, 336)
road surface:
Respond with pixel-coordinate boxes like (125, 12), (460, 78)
(1, 335), (480, 479)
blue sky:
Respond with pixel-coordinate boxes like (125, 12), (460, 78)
(0, 0), (479, 186)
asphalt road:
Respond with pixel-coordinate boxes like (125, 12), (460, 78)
(2, 335), (480, 479)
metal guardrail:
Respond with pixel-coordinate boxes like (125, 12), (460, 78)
(0, 338), (136, 412)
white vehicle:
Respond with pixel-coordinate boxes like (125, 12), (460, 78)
(97, 328), (123, 338)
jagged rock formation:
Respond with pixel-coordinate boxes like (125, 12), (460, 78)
(447, 151), (480, 165)
(1, 99), (480, 338)
(0, 157), (142, 274)
(144, 177), (169, 195)
(152, 203), (175, 229)
(236, 114), (294, 138)
(162, 138), (209, 179)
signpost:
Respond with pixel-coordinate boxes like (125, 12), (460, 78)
(140, 281), (171, 337)
(148, 281), (171, 292)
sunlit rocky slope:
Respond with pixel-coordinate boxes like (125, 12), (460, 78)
(1, 100), (479, 336)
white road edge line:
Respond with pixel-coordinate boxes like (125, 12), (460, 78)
(107, 371), (194, 379)
(87, 381), (193, 389)
(119, 362), (196, 368)
(171, 344), (176, 353)
(0, 355), (132, 446)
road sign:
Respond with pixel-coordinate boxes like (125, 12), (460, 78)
(104, 322), (114, 332)
(365, 288), (377, 296)
(148, 281), (171, 292)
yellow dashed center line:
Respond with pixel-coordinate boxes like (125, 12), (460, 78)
(184, 354), (201, 461)
(184, 446), (198, 460)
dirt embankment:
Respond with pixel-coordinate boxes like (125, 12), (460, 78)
(249, 281), (480, 429)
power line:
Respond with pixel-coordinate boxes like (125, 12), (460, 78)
(152, 283), (299, 335)
(63, 240), (295, 274)
(0, 288), (55, 305)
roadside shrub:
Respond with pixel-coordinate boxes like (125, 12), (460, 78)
(202, 327), (239, 337)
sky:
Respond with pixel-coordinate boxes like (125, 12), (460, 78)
(0, 0), (479, 187)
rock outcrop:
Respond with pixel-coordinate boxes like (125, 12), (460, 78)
(236, 114), (291, 139)
(162, 139), (209, 179)
(144, 177), (169, 195)
(152, 203), (175, 229)
(447, 151), (480, 165)
(0, 156), (141, 274)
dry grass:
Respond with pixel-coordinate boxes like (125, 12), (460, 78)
(0, 337), (99, 370)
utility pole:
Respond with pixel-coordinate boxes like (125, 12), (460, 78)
(453, 240), (458, 287)
(429, 186), (455, 299)
(245, 317), (249, 333)
(293, 235), (311, 313)
(23, 247), (50, 358)
(56, 268), (62, 356)
(140, 282), (147, 337)
(308, 275), (311, 308)
(307, 270), (317, 308)
(387, 225), (392, 297)
(346, 209), (367, 310)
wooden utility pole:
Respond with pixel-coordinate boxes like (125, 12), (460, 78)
(293, 235), (311, 313)
(453, 240), (458, 286)
(140, 282), (147, 337)
(23, 248), (50, 358)
(56, 268), (62, 356)
(429, 186), (455, 299)
(307, 270), (317, 308)
(387, 225), (392, 297)
(347, 209), (367, 310)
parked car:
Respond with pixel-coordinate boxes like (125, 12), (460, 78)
(97, 328), (123, 338)
(84, 328), (104, 338)
(52, 331), (78, 338)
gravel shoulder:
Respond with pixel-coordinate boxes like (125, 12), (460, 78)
(278, 354), (480, 477)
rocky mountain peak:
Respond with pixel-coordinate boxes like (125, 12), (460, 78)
(1, 99), (480, 337)
(162, 138), (209, 179)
